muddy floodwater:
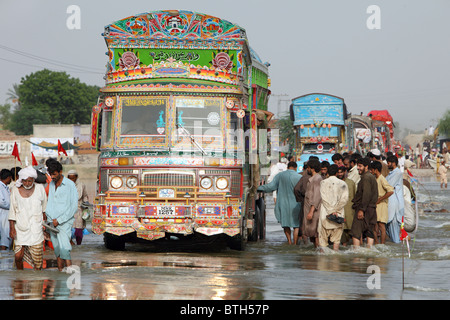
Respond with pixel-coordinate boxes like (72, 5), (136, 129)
(0, 172), (449, 300)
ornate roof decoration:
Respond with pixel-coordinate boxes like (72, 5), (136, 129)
(103, 10), (246, 42)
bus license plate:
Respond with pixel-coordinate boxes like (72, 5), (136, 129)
(157, 206), (174, 216)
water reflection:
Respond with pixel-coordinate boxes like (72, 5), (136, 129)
(10, 277), (76, 299)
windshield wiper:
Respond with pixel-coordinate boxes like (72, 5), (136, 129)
(176, 123), (208, 156)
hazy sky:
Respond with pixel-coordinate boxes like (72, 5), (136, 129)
(1, 0), (449, 131)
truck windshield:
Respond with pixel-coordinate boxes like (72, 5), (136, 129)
(303, 143), (335, 153)
(120, 98), (167, 136)
(174, 97), (223, 150)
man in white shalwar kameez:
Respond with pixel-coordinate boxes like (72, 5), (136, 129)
(8, 167), (47, 270)
(318, 165), (349, 251)
(386, 156), (405, 243)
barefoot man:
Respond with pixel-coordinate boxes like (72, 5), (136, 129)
(9, 167), (47, 270)
(258, 161), (302, 244)
(45, 160), (78, 272)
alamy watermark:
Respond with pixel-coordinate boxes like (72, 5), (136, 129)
(66, 265), (81, 290)
(366, 265), (381, 289)
(366, 5), (381, 30)
(66, 5), (81, 30)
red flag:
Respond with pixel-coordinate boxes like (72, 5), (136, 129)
(11, 142), (21, 162)
(57, 139), (68, 156)
(31, 152), (38, 166)
(400, 217), (409, 241)
(406, 168), (414, 177)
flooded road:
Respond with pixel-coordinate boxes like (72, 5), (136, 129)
(0, 172), (449, 300)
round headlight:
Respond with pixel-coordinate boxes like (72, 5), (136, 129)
(216, 177), (229, 190)
(110, 176), (123, 189)
(126, 176), (138, 189)
(200, 177), (213, 189)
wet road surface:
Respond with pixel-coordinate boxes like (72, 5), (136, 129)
(0, 175), (449, 300)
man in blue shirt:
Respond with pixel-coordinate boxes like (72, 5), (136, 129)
(386, 155), (405, 243)
(45, 160), (78, 272)
(258, 161), (302, 245)
(0, 169), (12, 251)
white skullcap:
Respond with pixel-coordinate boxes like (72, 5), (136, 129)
(16, 166), (38, 188)
(370, 149), (381, 156)
(67, 169), (78, 176)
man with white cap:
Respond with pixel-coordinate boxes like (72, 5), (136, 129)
(67, 169), (89, 245)
(369, 149), (389, 177)
(8, 166), (47, 270)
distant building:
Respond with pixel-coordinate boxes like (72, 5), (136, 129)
(33, 124), (90, 143)
(31, 124), (97, 157)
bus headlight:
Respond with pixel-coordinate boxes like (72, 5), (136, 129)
(110, 176), (123, 189)
(200, 177), (213, 189)
(216, 177), (229, 190)
(126, 176), (138, 189)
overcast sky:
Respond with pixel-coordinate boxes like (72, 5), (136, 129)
(1, 0), (449, 131)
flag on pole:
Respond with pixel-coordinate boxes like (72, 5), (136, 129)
(400, 216), (411, 258)
(406, 168), (414, 178)
(31, 152), (38, 166)
(57, 139), (68, 156)
(11, 142), (21, 162)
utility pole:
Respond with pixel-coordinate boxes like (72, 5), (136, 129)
(270, 93), (290, 118)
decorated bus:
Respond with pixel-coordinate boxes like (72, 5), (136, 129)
(90, 10), (272, 250)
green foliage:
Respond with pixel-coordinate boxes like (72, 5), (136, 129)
(438, 109), (450, 136)
(0, 103), (13, 129)
(276, 113), (295, 150)
(8, 108), (48, 135)
(5, 69), (99, 135)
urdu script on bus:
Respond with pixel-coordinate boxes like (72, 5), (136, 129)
(122, 98), (167, 107)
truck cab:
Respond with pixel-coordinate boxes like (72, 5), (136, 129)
(290, 93), (348, 170)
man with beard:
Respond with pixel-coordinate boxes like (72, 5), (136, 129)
(9, 167), (47, 270)
(318, 165), (348, 251)
(45, 160), (78, 272)
(368, 149), (389, 177)
(302, 159), (323, 248)
(386, 155), (405, 243)
(336, 166), (356, 246)
(369, 161), (394, 244)
(351, 158), (378, 248)
(346, 153), (362, 186)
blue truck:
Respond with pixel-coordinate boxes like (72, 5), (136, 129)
(289, 93), (348, 171)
